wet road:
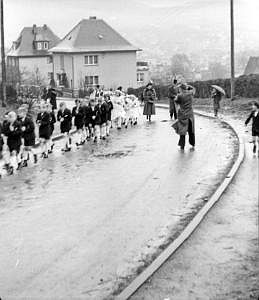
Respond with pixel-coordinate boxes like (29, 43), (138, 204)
(0, 109), (238, 299)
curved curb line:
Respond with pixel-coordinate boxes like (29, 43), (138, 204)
(116, 106), (245, 300)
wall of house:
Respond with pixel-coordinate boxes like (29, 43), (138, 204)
(53, 51), (137, 90)
(137, 68), (150, 87)
(18, 56), (53, 84)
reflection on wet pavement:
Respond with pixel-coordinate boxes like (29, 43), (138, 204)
(0, 109), (238, 299)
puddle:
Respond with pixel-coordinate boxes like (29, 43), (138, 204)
(93, 150), (133, 159)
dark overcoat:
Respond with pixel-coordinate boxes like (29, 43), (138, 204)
(72, 106), (85, 129)
(49, 89), (57, 110)
(37, 112), (51, 140)
(57, 108), (72, 133)
(143, 88), (156, 115)
(19, 116), (35, 146)
(245, 111), (259, 136)
(94, 105), (103, 126)
(106, 100), (114, 121)
(174, 93), (195, 136)
(0, 123), (4, 152)
(84, 105), (95, 127)
(100, 102), (109, 124)
(168, 85), (178, 111)
(5, 120), (22, 152)
(212, 92), (222, 110)
(49, 111), (56, 135)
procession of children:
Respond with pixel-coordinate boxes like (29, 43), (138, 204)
(0, 87), (142, 177)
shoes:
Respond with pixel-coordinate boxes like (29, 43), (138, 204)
(17, 162), (23, 170)
(22, 160), (28, 167)
(8, 166), (14, 175)
(64, 147), (71, 152)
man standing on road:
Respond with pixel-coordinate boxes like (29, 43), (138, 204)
(173, 83), (196, 151)
(168, 78), (178, 119)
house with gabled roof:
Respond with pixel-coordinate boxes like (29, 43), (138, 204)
(7, 24), (60, 85)
(50, 17), (140, 90)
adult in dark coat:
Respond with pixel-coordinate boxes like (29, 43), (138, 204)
(46, 88), (57, 110)
(245, 101), (259, 154)
(168, 79), (178, 119)
(211, 88), (222, 117)
(143, 82), (156, 122)
(173, 84), (196, 150)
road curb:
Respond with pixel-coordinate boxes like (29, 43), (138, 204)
(116, 105), (245, 300)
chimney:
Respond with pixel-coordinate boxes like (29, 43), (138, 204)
(32, 24), (37, 34)
(89, 16), (97, 20)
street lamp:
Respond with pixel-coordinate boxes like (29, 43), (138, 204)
(0, 0), (7, 107)
(230, 0), (235, 100)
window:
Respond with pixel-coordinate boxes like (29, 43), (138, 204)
(37, 42), (43, 50)
(84, 55), (98, 65)
(47, 56), (53, 64)
(60, 55), (64, 69)
(85, 76), (99, 86)
(137, 72), (145, 82)
(44, 42), (49, 50)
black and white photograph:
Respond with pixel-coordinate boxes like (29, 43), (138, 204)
(0, 0), (258, 299)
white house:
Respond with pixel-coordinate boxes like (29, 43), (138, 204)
(7, 24), (60, 85)
(50, 17), (140, 90)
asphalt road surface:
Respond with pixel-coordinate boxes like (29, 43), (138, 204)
(0, 109), (238, 299)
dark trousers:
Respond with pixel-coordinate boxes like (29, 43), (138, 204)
(170, 99), (177, 120)
(178, 119), (195, 149)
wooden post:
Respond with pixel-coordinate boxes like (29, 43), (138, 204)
(0, 0), (7, 107)
(230, 0), (235, 100)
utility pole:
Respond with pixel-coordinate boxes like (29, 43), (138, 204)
(0, 0), (7, 107)
(230, 0), (235, 100)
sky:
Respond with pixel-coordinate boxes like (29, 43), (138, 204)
(2, 0), (259, 54)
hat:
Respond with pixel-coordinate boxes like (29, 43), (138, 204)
(146, 80), (153, 87)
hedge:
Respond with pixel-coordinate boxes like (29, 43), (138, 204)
(0, 84), (17, 100)
(128, 74), (259, 99)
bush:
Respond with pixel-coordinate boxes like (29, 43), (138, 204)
(0, 84), (17, 101)
(128, 74), (259, 99)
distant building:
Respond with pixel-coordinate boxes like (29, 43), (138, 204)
(49, 17), (140, 90)
(7, 24), (60, 85)
(136, 61), (150, 87)
(244, 56), (259, 75)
